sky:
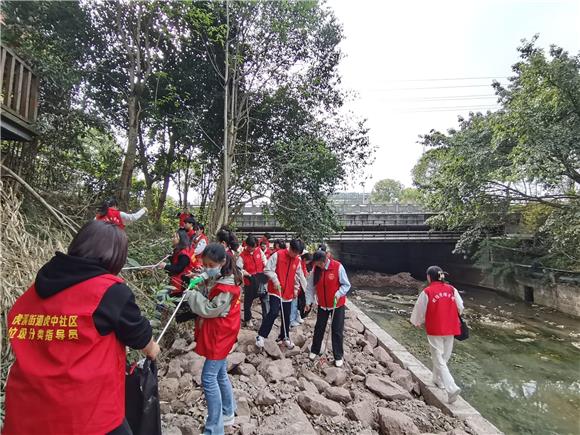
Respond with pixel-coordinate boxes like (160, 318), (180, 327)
(329, 0), (580, 192)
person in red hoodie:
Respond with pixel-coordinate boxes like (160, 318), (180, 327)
(411, 265), (464, 404)
(3, 220), (159, 435)
(186, 243), (242, 434)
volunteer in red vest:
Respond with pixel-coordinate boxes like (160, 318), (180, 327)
(305, 250), (351, 367)
(177, 208), (193, 228)
(158, 229), (194, 295)
(186, 243), (242, 434)
(236, 235), (269, 327)
(411, 265), (464, 404)
(216, 227), (239, 258)
(95, 197), (147, 230)
(184, 216), (196, 242)
(3, 220), (159, 435)
(260, 239), (272, 259)
(192, 223), (209, 269)
(290, 252), (312, 327)
(256, 239), (307, 349)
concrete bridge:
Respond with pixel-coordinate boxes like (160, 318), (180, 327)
(234, 203), (465, 278)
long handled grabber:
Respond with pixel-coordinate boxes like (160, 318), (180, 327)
(318, 296), (338, 368)
(277, 284), (290, 346)
(122, 255), (170, 271)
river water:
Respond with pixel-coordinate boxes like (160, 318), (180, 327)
(354, 285), (580, 435)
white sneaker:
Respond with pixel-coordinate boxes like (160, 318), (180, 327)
(290, 321), (300, 328)
(223, 414), (235, 426)
(309, 352), (317, 361)
(284, 339), (295, 349)
(335, 359), (344, 367)
(297, 318), (304, 324)
(432, 377), (444, 389)
(448, 388), (461, 404)
(255, 336), (265, 348)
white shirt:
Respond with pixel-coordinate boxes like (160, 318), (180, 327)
(264, 250), (308, 302)
(305, 259), (351, 308)
(194, 234), (207, 256)
(410, 285), (464, 327)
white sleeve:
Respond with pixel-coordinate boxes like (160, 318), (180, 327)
(260, 250), (267, 266)
(194, 237), (207, 256)
(120, 208), (147, 224)
(236, 256), (245, 274)
(454, 287), (464, 314)
(305, 271), (316, 306)
(336, 264), (351, 297)
(264, 253), (279, 286)
(410, 292), (428, 326)
(294, 261), (307, 293)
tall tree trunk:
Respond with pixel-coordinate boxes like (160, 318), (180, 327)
(154, 124), (177, 223)
(118, 94), (139, 209)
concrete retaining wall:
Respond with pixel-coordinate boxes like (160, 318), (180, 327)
(347, 300), (503, 435)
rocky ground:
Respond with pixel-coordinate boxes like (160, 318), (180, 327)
(159, 307), (472, 435)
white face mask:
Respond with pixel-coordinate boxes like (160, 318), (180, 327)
(205, 266), (221, 278)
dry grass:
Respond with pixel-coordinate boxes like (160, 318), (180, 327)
(0, 183), (70, 423)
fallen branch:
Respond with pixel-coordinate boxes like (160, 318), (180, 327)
(1, 164), (80, 235)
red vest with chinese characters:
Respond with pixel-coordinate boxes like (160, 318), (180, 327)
(3, 274), (126, 435)
(315, 259), (346, 309)
(194, 283), (241, 360)
(267, 249), (299, 300)
(424, 281), (461, 336)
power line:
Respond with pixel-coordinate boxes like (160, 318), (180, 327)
(383, 76), (508, 82)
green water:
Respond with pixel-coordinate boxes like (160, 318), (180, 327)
(355, 286), (580, 435)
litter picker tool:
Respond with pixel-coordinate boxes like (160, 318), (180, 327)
(318, 296), (338, 367)
(122, 255), (169, 271)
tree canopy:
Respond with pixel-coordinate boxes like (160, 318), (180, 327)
(413, 37), (580, 270)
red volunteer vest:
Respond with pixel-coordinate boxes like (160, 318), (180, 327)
(194, 283), (241, 360)
(192, 234), (209, 268)
(3, 274), (126, 435)
(95, 208), (125, 229)
(315, 259), (346, 309)
(240, 248), (265, 286)
(267, 249), (300, 300)
(424, 281), (461, 336)
(178, 212), (191, 228)
(170, 248), (194, 294)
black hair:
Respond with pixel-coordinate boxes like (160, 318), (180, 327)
(68, 220), (128, 275)
(263, 232), (271, 240)
(274, 239), (286, 250)
(184, 216), (196, 225)
(216, 227), (239, 252)
(202, 243), (243, 285)
(174, 229), (191, 254)
(301, 252), (313, 262)
(97, 198), (118, 217)
(246, 235), (258, 248)
(198, 223), (205, 231)
(289, 239), (305, 253)
(312, 250), (327, 286)
(426, 265), (448, 282)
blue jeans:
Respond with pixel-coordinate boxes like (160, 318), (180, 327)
(290, 298), (299, 323)
(201, 358), (236, 435)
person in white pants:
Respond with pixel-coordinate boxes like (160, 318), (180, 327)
(411, 265), (464, 404)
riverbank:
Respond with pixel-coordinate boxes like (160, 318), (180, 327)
(159, 306), (476, 435)
(355, 285), (580, 435)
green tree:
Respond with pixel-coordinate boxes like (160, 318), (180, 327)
(413, 37), (580, 269)
(371, 179), (404, 204)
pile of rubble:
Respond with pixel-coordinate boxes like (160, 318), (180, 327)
(159, 309), (471, 435)
(349, 271), (422, 292)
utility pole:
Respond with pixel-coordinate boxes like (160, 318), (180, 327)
(222, 0), (230, 224)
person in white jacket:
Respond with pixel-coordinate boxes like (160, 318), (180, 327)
(411, 265), (464, 403)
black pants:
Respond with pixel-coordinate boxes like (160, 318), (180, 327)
(243, 284), (269, 322)
(310, 305), (345, 360)
(108, 419), (133, 435)
(258, 295), (291, 340)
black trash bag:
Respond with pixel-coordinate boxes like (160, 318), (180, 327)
(125, 359), (162, 435)
(297, 291), (309, 318)
(455, 315), (469, 341)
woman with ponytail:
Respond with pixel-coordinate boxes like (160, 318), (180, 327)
(186, 243), (242, 434)
(411, 265), (464, 404)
